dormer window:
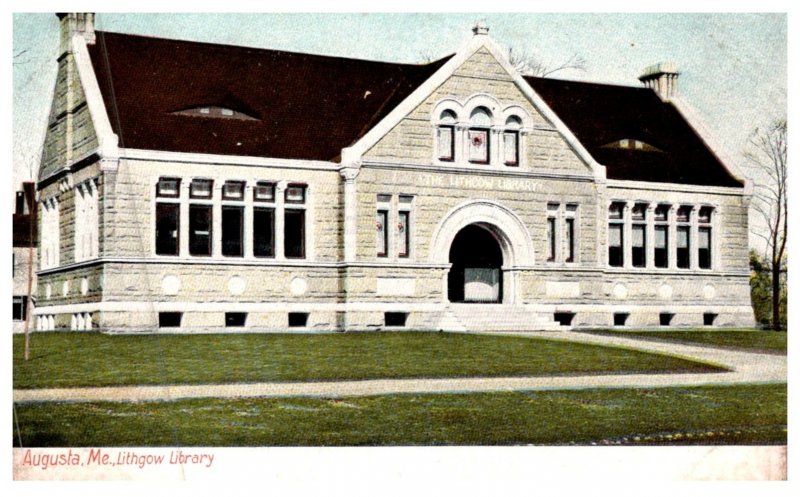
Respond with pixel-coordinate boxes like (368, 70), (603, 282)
(437, 110), (456, 161)
(602, 139), (663, 152)
(503, 115), (521, 166)
(172, 106), (258, 120)
(468, 107), (492, 164)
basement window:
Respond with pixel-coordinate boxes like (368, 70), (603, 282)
(225, 312), (247, 327)
(703, 313), (718, 326)
(288, 312), (309, 328)
(385, 312), (408, 327)
(159, 312), (182, 328)
(613, 313), (629, 327)
(554, 312), (575, 326)
(659, 313), (674, 326)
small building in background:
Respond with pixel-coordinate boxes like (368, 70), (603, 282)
(13, 181), (37, 333)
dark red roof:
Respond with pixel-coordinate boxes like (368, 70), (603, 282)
(89, 31), (451, 161)
(526, 76), (742, 187)
(87, 31), (742, 188)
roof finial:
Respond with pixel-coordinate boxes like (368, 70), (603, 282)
(472, 20), (489, 36)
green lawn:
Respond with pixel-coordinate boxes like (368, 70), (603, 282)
(13, 332), (726, 389)
(12, 384), (786, 446)
(581, 329), (787, 354)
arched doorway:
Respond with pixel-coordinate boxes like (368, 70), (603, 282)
(448, 224), (503, 303)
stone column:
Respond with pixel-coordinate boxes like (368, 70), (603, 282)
(668, 205), (678, 269)
(623, 201), (633, 269)
(211, 183), (221, 258)
(340, 165), (361, 262)
(455, 124), (468, 164)
(646, 203), (655, 269)
(275, 181), (286, 260)
(244, 182), (254, 259)
(689, 205), (698, 270)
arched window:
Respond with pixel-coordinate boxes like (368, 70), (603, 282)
(468, 107), (492, 164)
(437, 110), (457, 161)
(503, 115), (522, 166)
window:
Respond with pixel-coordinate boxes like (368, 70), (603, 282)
(564, 218), (575, 263)
(613, 313), (629, 326)
(288, 312), (309, 328)
(15, 191), (26, 215)
(437, 110), (456, 161)
(503, 116), (522, 166)
(285, 184), (306, 204)
(13, 296), (27, 321)
(284, 209), (305, 259)
(632, 225), (646, 268)
(385, 312), (408, 327)
(155, 203), (180, 256)
(659, 313), (674, 326)
(190, 179), (213, 199)
(608, 202), (625, 267)
(225, 312), (247, 327)
(698, 228), (712, 270)
(654, 204), (669, 268)
(376, 209), (388, 257)
(554, 312), (575, 326)
(468, 107), (491, 164)
(676, 227), (690, 269)
(398, 211), (410, 257)
(565, 204), (577, 263)
(254, 182), (275, 202)
(698, 206), (713, 269)
(253, 207), (275, 258)
(189, 204), (212, 256)
(703, 313), (717, 326)
(157, 177), (180, 198)
(222, 206), (244, 257)
(41, 199), (60, 269)
(398, 196), (413, 258)
(546, 218), (556, 262)
(654, 227), (668, 268)
(547, 203), (558, 262)
(159, 312), (182, 328)
(222, 181), (244, 201)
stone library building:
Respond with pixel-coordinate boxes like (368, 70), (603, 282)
(34, 14), (755, 333)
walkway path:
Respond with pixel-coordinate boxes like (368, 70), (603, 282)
(13, 331), (786, 404)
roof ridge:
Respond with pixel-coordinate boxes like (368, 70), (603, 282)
(95, 30), (450, 69)
(525, 74), (647, 91)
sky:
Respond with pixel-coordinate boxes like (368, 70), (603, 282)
(10, 12), (788, 249)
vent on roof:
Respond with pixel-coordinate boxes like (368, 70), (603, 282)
(601, 139), (663, 152)
(172, 106), (258, 120)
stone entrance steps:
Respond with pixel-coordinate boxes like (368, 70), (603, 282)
(438, 304), (565, 332)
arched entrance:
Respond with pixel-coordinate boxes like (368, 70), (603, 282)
(448, 224), (504, 303)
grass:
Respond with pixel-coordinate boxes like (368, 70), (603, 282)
(12, 384), (786, 446)
(580, 329), (787, 354)
(13, 332), (727, 389)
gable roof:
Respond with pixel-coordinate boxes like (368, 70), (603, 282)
(525, 76), (742, 187)
(88, 31), (451, 162)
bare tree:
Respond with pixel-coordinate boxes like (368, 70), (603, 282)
(508, 48), (586, 77)
(417, 48), (586, 78)
(747, 119), (787, 330)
